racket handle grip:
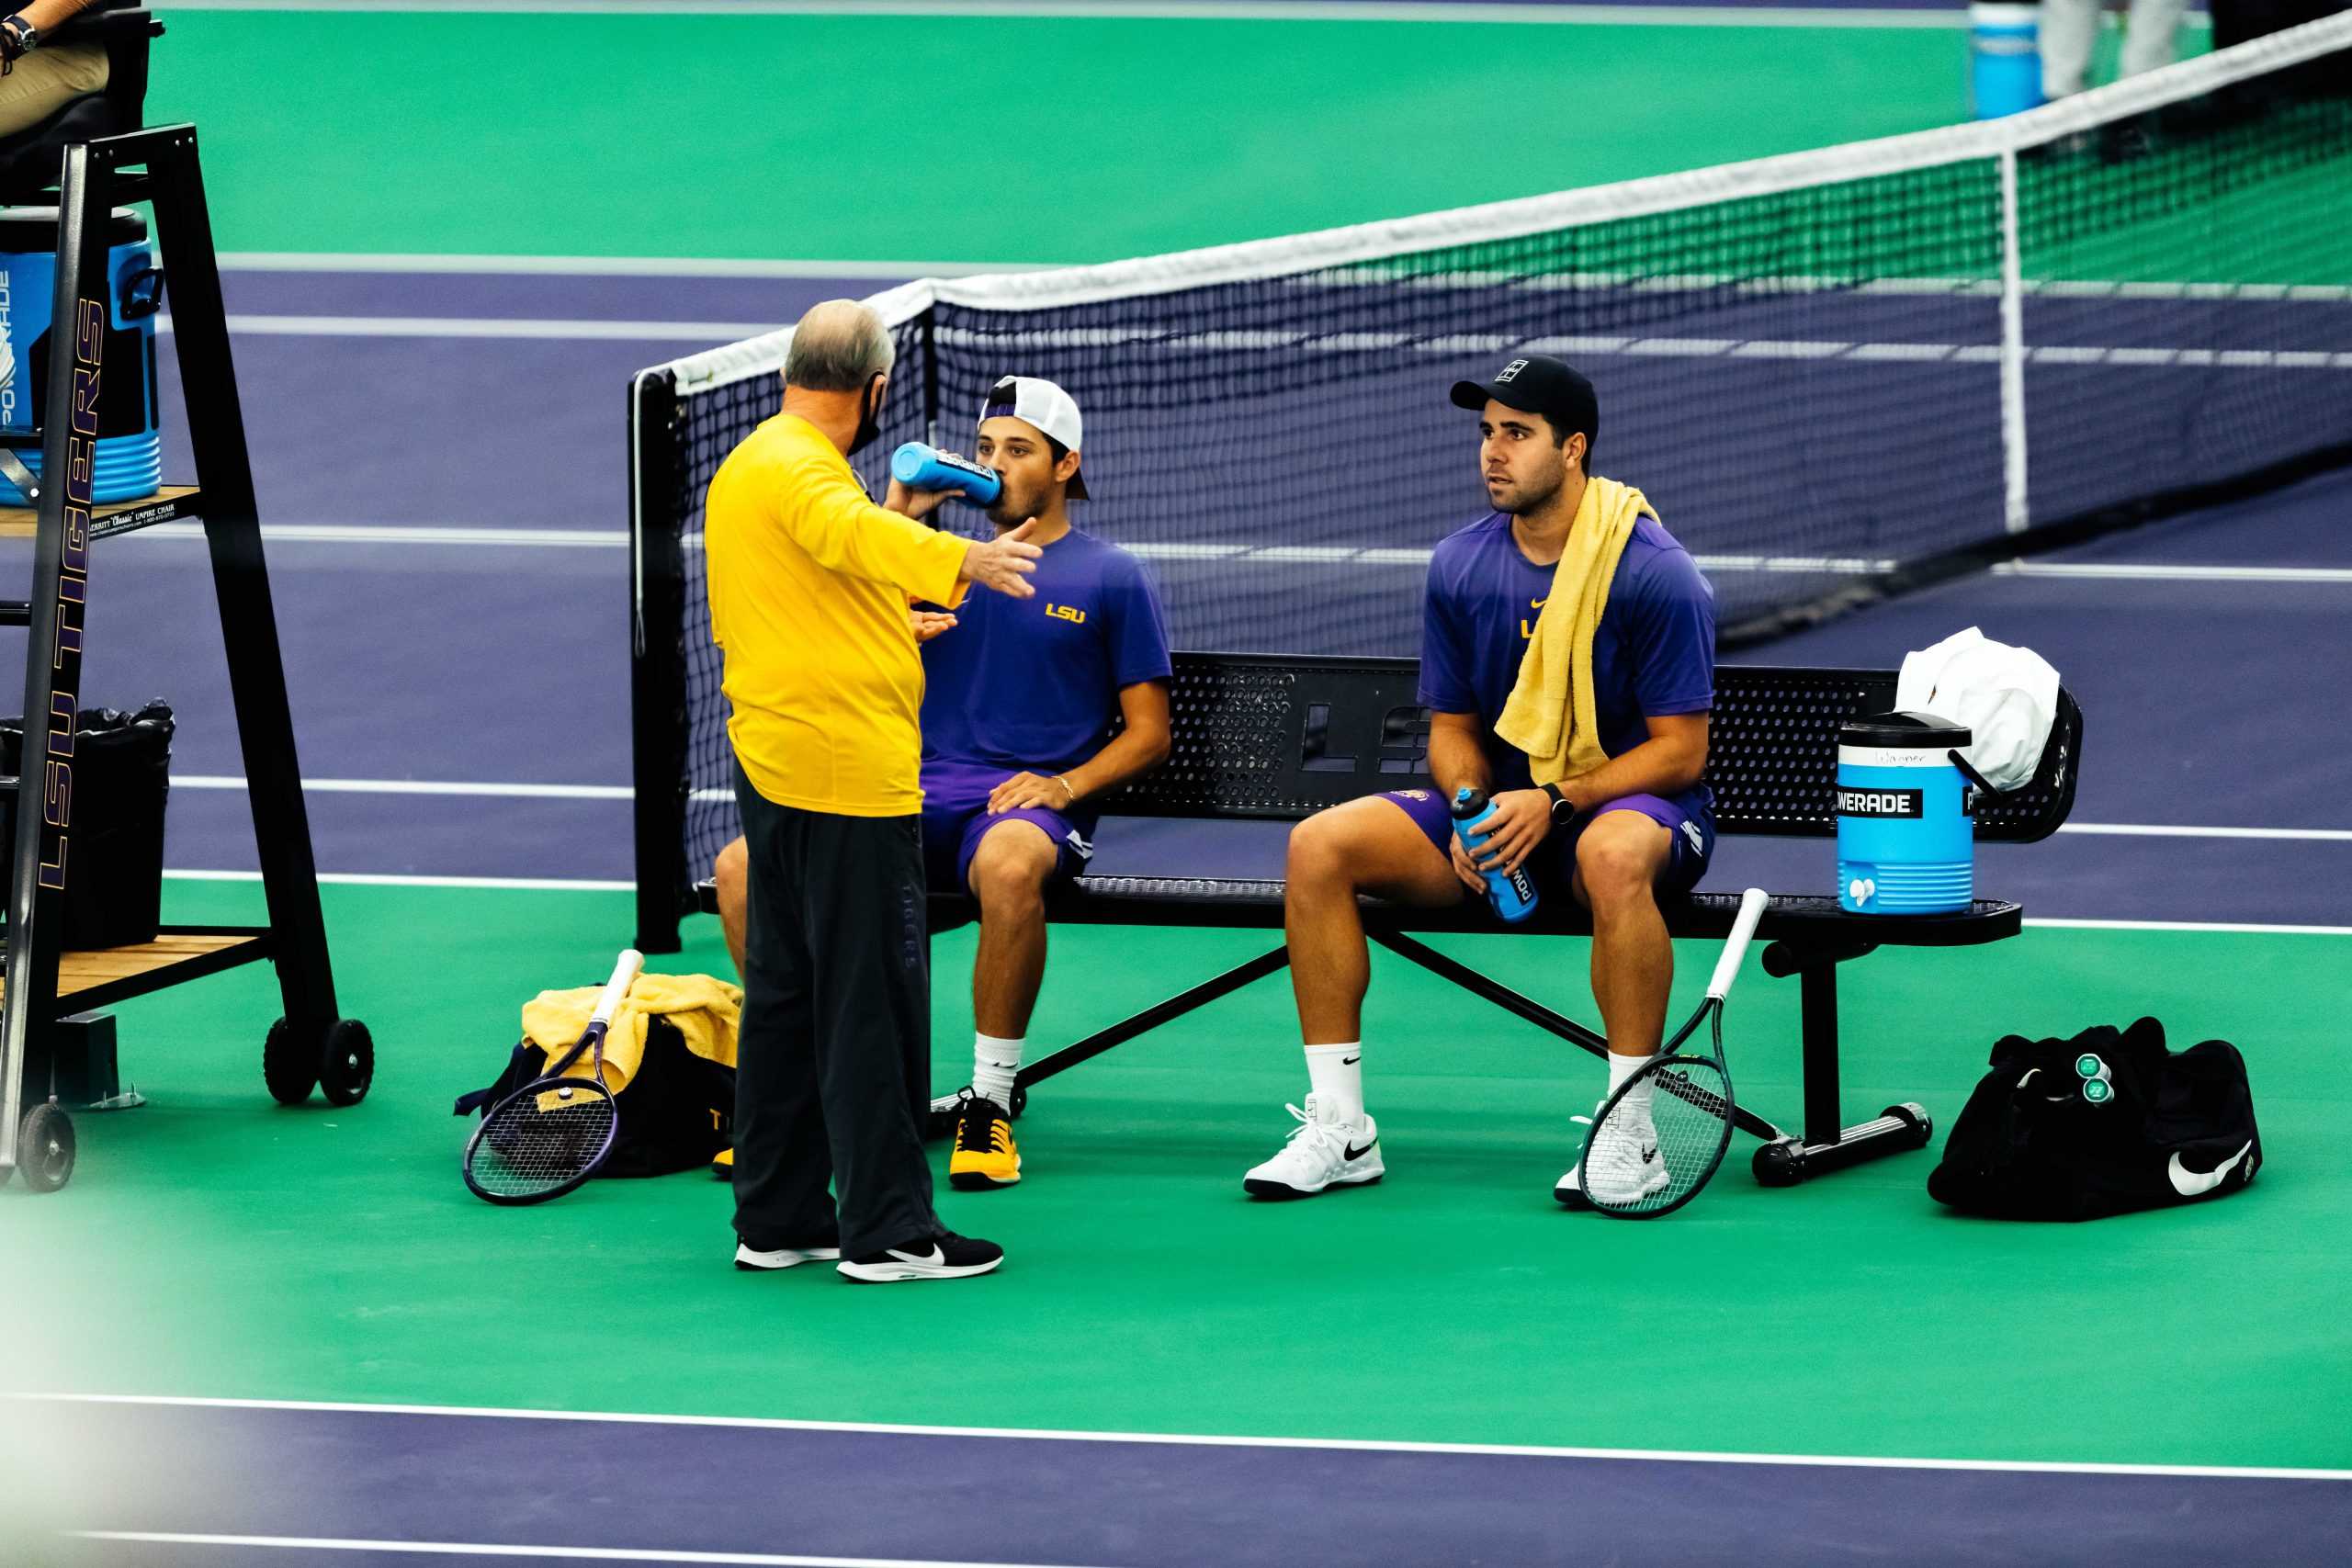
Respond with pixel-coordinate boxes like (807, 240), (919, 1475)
(592, 949), (646, 1024)
(1706, 888), (1770, 1000)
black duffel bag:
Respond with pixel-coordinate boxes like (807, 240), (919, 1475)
(1928, 1017), (2261, 1222)
(1, 700), (173, 949)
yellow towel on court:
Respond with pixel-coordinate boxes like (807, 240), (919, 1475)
(1493, 476), (1657, 786)
(520, 971), (741, 1097)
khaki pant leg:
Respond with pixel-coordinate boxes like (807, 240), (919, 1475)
(0, 42), (112, 141)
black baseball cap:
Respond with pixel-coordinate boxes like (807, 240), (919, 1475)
(1450, 355), (1599, 452)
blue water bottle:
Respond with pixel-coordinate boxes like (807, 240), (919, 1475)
(1452, 787), (1538, 923)
(891, 442), (1002, 505)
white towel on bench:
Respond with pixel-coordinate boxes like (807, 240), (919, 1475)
(1896, 626), (2061, 792)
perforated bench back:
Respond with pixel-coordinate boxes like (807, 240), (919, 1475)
(1100, 652), (2080, 842)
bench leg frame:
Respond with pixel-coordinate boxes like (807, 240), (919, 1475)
(1750, 940), (1937, 1187)
(948, 929), (1938, 1190)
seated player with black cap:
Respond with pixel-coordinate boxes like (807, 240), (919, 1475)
(1243, 355), (1719, 1209)
(716, 375), (1173, 1191)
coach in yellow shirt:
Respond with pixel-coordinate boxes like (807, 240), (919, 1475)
(709, 299), (1039, 1285)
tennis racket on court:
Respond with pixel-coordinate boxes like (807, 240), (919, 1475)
(461, 949), (642, 1206)
(1578, 887), (1768, 1219)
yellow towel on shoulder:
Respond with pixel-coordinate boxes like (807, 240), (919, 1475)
(520, 971), (742, 1098)
(1493, 476), (1657, 786)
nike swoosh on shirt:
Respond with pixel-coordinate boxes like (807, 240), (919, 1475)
(2167, 1142), (2252, 1198)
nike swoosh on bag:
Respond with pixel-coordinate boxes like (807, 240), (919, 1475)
(2167, 1142), (2252, 1198)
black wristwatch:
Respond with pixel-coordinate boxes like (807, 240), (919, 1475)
(1541, 782), (1576, 826)
(0, 16), (38, 62)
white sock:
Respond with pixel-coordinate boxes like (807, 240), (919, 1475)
(972, 1032), (1023, 1111)
(1304, 1043), (1365, 1125)
(1608, 1050), (1658, 1114)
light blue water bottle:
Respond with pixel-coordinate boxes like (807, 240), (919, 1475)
(1452, 787), (1538, 924)
(890, 441), (1002, 505)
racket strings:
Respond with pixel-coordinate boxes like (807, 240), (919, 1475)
(1589, 1052), (1735, 1216)
(469, 1083), (616, 1199)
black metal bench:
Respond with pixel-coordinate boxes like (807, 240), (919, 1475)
(921, 652), (2083, 1187)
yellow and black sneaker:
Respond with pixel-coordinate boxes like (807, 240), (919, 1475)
(710, 1145), (733, 1180)
(949, 1096), (1022, 1190)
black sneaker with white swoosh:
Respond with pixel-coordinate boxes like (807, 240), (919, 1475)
(837, 1231), (1004, 1283)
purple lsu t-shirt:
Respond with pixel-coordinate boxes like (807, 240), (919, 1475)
(920, 526), (1173, 810)
(1418, 511), (1716, 815)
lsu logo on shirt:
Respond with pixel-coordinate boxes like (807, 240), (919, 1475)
(1520, 596), (1547, 640)
(1046, 603), (1087, 626)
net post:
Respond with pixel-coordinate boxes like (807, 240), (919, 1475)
(1997, 145), (2030, 536)
(629, 367), (689, 954)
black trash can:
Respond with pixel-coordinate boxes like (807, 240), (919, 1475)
(1, 700), (173, 950)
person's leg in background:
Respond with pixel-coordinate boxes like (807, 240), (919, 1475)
(0, 39), (107, 140)
(2040, 0), (2101, 99)
(2120, 0), (2187, 80)
(715, 836), (748, 978)
(728, 784), (837, 1269)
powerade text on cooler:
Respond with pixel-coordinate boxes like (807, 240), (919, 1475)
(891, 442), (1002, 506)
(1836, 711), (1974, 915)
(1452, 787), (1537, 923)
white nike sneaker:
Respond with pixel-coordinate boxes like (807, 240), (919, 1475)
(1557, 1100), (1668, 1208)
(734, 1239), (842, 1272)
(1243, 1095), (1384, 1199)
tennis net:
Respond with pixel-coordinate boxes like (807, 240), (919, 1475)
(629, 15), (2352, 948)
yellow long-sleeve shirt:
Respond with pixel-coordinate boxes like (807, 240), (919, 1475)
(706, 413), (971, 816)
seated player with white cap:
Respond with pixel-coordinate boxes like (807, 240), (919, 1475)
(715, 375), (1173, 1191)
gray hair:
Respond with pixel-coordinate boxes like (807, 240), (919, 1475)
(783, 299), (895, 392)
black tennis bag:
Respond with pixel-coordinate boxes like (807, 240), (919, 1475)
(452, 1017), (733, 1179)
(1928, 1017), (2261, 1221)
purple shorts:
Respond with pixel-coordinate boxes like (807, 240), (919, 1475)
(1379, 786), (1714, 902)
(921, 765), (1096, 895)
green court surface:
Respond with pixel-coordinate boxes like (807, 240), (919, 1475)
(5, 879), (2345, 1471)
(153, 11), (1991, 263)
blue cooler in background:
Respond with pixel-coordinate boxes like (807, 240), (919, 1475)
(0, 206), (164, 506)
(1838, 712), (1975, 915)
(1970, 2), (2044, 118)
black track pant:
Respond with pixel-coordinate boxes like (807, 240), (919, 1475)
(729, 763), (938, 1259)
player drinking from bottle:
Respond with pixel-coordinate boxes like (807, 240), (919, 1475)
(1242, 355), (1719, 1208)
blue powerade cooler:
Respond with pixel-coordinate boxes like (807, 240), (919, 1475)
(0, 206), (165, 505)
(1838, 711), (1975, 916)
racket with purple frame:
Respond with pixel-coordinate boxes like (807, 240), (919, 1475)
(462, 949), (642, 1205)
(1578, 887), (1768, 1218)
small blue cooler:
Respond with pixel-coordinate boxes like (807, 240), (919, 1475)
(0, 205), (164, 505)
(1838, 711), (1975, 915)
(1969, 2), (2044, 119)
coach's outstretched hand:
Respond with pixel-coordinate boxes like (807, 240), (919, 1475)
(961, 519), (1044, 598)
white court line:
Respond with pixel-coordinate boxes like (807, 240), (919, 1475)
(2058, 822), (2352, 841)
(2025, 916), (2352, 936)
(118, 522), (623, 547)
(163, 869), (634, 892)
(218, 253), (1015, 279)
(1995, 560), (2352, 584)
(150, 1), (2014, 29)
(72, 1536), (1087, 1568)
(15, 1392), (2346, 1480)
(173, 775), (629, 800)
(158, 313), (777, 344)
